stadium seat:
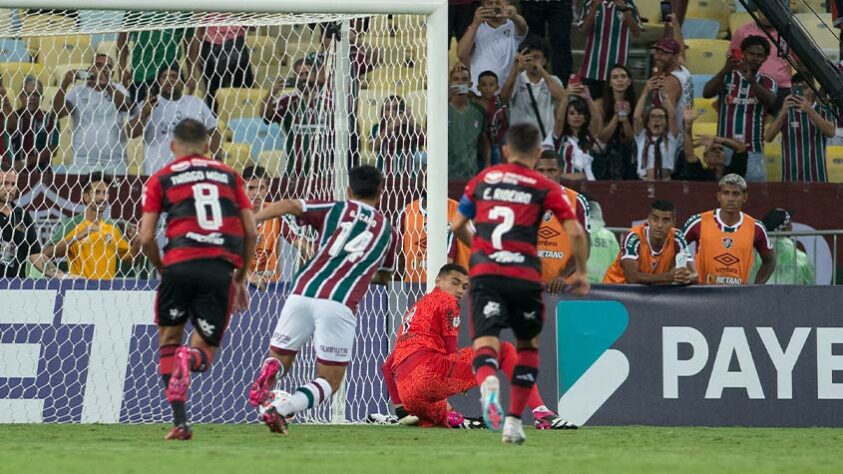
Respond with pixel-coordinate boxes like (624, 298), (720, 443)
(228, 118), (284, 159)
(0, 39), (30, 62)
(636, 0), (662, 29)
(795, 13), (838, 51)
(215, 87), (267, 124)
(53, 116), (72, 167)
(692, 122), (717, 137)
(692, 74), (714, 98)
(692, 97), (719, 124)
(95, 40), (119, 63)
(797, 0), (829, 13)
(828, 147), (843, 183)
(357, 89), (399, 140)
(765, 142), (783, 182)
(0, 62), (49, 95)
(40, 85), (59, 110)
(684, 39), (730, 74)
(258, 149), (287, 177)
(402, 89), (428, 125)
(34, 35), (93, 69)
(50, 63), (91, 88)
(217, 119), (232, 142)
(682, 18), (721, 39)
(685, 0), (731, 35)
(360, 66), (424, 94)
(221, 142), (253, 172)
(246, 35), (279, 70)
(729, 12), (754, 34)
(126, 137), (144, 176)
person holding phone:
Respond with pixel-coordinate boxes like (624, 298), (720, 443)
(764, 73), (836, 183)
(576, 0), (642, 99)
(448, 65), (490, 180)
(594, 64), (637, 180)
(456, 0), (528, 95)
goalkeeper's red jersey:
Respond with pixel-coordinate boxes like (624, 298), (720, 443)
(391, 288), (461, 369)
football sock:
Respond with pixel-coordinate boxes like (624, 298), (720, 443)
(278, 378), (333, 417)
(159, 344), (186, 426)
(395, 406), (410, 420)
(508, 349), (539, 419)
(472, 346), (499, 386)
(188, 346), (212, 372)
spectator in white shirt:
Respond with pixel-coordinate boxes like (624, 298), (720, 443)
(456, 0), (528, 95)
(125, 65), (221, 175)
(52, 54), (132, 174)
(500, 36), (565, 139)
(632, 76), (679, 181)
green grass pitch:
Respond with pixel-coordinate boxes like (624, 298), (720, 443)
(2, 424), (842, 473)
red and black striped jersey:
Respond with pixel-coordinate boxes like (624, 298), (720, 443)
(142, 154), (252, 268)
(458, 163), (577, 284)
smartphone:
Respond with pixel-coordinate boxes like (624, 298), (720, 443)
(493, 7), (502, 16)
(660, 1), (672, 23)
(569, 73), (581, 85)
(449, 84), (470, 95)
(792, 85), (804, 98)
(731, 48), (743, 61)
(76, 70), (92, 80)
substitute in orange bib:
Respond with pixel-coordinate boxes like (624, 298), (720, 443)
(401, 195), (471, 283)
(603, 200), (694, 284)
(534, 150), (590, 285)
(683, 174), (775, 285)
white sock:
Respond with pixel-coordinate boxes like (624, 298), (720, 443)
(278, 378), (333, 417)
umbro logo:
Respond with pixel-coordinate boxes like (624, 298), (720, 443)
(713, 253), (740, 266)
(538, 226), (561, 240)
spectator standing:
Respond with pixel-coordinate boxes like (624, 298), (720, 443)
(501, 38), (565, 140)
(448, 66), (490, 180)
(764, 73), (836, 183)
(125, 65), (221, 175)
(0, 82), (12, 167)
(457, 0), (528, 95)
(650, 37), (693, 174)
(577, 0), (642, 98)
(751, 208), (814, 285)
(38, 173), (140, 279)
(53, 54), (132, 174)
(8, 76), (58, 172)
(370, 95), (426, 176)
(585, 201), (620, 283)
(449, 0), (481, 43)
(242, 165), (281, 290)
(543, 85), (603, 180)
(594, 64), (637, 180)
(683, 174), (776, 285)
(603, 200), (693, 284)
(683, 108), (748, 181)
(475, 71), (508, 165)
(518, 0), (574, 82)
(703, 36), (777, 182)
(196, 20), (255, 113)
(633, 77), (679, 180)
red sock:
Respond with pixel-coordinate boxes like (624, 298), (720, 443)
(508, 349), (539, 418)
(188, 346), (212, 372)
(159, 344), (178, 377)
(472, 346), (499, 386)
(499, 343), (545, 410)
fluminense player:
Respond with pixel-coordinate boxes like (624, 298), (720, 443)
(451, 122), (589, 444)
(139, 118), (257, 440)
(248, 165), (397, 435)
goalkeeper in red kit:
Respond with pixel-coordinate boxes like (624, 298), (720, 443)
(379, 264), (576, 429)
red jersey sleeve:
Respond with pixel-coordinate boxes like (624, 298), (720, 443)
(544, 182), (576, 222)
(142, 174), (163, 214)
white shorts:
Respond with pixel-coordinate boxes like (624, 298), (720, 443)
(270, 294), (357, 365)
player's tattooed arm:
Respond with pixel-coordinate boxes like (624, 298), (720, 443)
(139, 211), (164, 273)
(450, 212), (474, 247)
(254, 199), (304, 223)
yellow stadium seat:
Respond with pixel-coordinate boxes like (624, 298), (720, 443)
(765, 142), (783, 182)
(729, 12), (754, 34)
(126, 137), (144, 176)
(258, 149), (287, 178)
(684, 39), (730, 74)
(636, 0), (662, 28)
(49, 63), (90, 88)
(797, 0), (827, 13)
(686, 0), (731, 35)
(402, 89), (428, 125)
(222, 142), (253, 172)
(246, 35), (279, 69)
(215, 87), (267, 124)
(828, 147), (843, 183)
(216, 119), (232, 143)
(693, 97), (718, 124)
(360, 66), (424, 94)
(357, 89), (398, 140)
(0, 63), (49, 96)
(40, 85), (59, 111)
(53, 116), (72, 166)
(795, 13), (838, 50)
(35, 35), (93, 69)
(692, 122), (718, 137)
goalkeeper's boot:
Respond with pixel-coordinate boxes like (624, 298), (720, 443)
(164, 423), (193, 441)
(532, 406), (578, 430)
(446, 411), (485, 429)
(262, 406), (289, 435)
(479, 375), (503, 432)
(165, 346), (191, 403)
(249, 357), (281, 407)
(502, 416), (527, 445)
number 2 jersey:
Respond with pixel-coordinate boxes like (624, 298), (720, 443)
(290, 200), (397, 312)
(142, 154), (252, 268)
(458, 162), (577, 284)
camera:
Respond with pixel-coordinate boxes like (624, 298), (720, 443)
(493, 7), (502, 16)
(660, 1), (672, 23)
(76, 71), (92, 81)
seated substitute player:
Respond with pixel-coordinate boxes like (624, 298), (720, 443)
(451, 122), (589, 444)
(139, 118), (258, 440)
(248, 165), (397, 435)
(683, 173), (775, 285)
(603, 200), (695, 284)
(381, 263), (576, 430)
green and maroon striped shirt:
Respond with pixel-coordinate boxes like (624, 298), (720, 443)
(576, 0), (642, 81)
(781, 102), (835, 182)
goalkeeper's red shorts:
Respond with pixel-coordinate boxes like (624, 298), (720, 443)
(395, 347), (476, 427)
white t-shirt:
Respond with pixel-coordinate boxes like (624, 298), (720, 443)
(509, 71), (563, 136)
(66, 83), (130, 174)
(470, 19), (527, 94)
(635, 130), (679, 177)
(142, 95), (218, 174)
(667, 65), (693, 150)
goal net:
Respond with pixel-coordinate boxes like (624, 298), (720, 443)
(0, 6), (442, 424)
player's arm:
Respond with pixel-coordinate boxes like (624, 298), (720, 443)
(254, 199), (303, 224)
(451, 211), (474, 247)
(236, 208), (259, 284)
(753, 222), (776, 284)
(558, 218), (589, 295)
(621, 259), (675, 284)
(139, 211), (163, 273)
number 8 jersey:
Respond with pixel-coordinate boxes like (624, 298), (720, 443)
(142, 154), (253, 267)
(290, 200), (397, 312)
(458, 163), (576, 284)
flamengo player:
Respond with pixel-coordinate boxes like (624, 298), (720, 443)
(381, 263), (576, 429)
(451, 122), (589, 444)
(248, 165), (396, 434)
(139, 119), (258, 440)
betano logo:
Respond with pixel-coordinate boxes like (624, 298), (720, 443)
(556, 301), (629, 426)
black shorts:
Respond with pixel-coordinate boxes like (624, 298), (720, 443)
(469, 276), (545, 341)
(156, 258), (236, 347)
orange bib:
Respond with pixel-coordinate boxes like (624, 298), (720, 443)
(402, 199), (470, 282)
(538, 187), (581, 282)
(603, 224), (679, 284)
(696, 211), (756, 285)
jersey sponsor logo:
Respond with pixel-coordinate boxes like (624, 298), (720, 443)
(489, 250), (526, 264)
(483, 301), (501, 319)
(196, 318), (216, 337)
(483, 170), (538, 186)
(538, 250), (564, 260)
(722, 237), (734, 249)
(482, 187), (533, 204)
(484, 170), (504, 184)
(538, 226), (561, 240)
(319, 345), (349, 358)
(186, 231), (225, 245)
(713, 253), (739, 267)
(543, 210), (553, 222)
(706, 274), (742, 285)
(452, 315), (460, 328)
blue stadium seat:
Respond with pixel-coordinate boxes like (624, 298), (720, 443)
(228, 118), (284, 159)
(682, 18), (721, 39)
(0, 39), (30, 62)
(692, 74), (714, 98)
